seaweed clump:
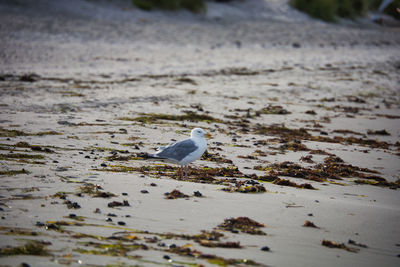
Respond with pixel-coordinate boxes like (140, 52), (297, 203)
(303, 220), (320, 228)
(107, 200), (130, 208)
(198, 240), (241, 248)
(273, 178), (316, 190)
(321, 239), (359, 253)
(255, 156), (392, 187)
(217, 217), (266, 235)
(256, 105), (291, 115)
(164, 189), (189, 199)
(166, 244), (260, 266)
(222, 180), (267, 193)
(97, 164), (244, 184)
(253, 124), (391, 149)
(201, 150), (233, 164)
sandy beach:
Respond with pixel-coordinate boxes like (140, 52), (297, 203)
(0, 0), (400, 266)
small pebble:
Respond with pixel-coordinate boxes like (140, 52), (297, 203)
(122, 192), (128, 196)
(141, 190), (149, 194)
(150, 183), (157, 187)
(85, 155), (90, 159)
(106, 218), (112, 222)
(193, 191), (203, 197)
(21, 263), (31, 267)
(292, 42), (301, 48)
(261, 246), (270, 252)
(163, 255), (171, 260)
(100, 163), (107, 167)
(107, 213), (117, 217)
(94, 208), (101, 214)
(169, 244), (177, 249)
(36, 221), (45, 227)
(117, 221), (126, 226)
(308, 213), (313, 216)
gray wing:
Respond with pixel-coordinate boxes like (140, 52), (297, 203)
(155, 139), (198, 162)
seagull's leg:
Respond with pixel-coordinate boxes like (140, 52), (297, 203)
(179, 166), (183, 179)
(184, 165), (188, 179)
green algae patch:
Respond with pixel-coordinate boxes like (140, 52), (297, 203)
(0, 128), (29, 137)
(354, 178), (399, 188)
(0, 226), (41, 237)
(60, 90), (85, 97)
(0, 127), (62, 137)
(199, 240), (241, 248)
(77, 183), (117, 198)
(0, 153), (45, 160)
(119, 111), (223, 123)
(0, 153), (46, 164)
(74, 242), (148, 257)
(13, 141), (55, 153)
(97, 164), (176, 175)
(0, 240), (51, 257)
(0, 169), (30, 176)
(105, 154), (146, 161)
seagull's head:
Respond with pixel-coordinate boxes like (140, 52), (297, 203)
(191, 128), (206, 139)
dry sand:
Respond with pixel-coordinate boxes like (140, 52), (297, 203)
(0, 0), (400, 266)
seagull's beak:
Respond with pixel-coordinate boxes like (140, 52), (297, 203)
(205, 133), (212, 139)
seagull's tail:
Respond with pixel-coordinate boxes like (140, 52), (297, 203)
(144, 153), (168, 162)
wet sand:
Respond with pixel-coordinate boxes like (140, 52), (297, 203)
(1, 0), (400, 266)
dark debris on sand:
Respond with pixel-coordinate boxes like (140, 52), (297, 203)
(217, 217), (266, 235)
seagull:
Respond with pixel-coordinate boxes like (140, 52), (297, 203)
(148, 128), (207, 179)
